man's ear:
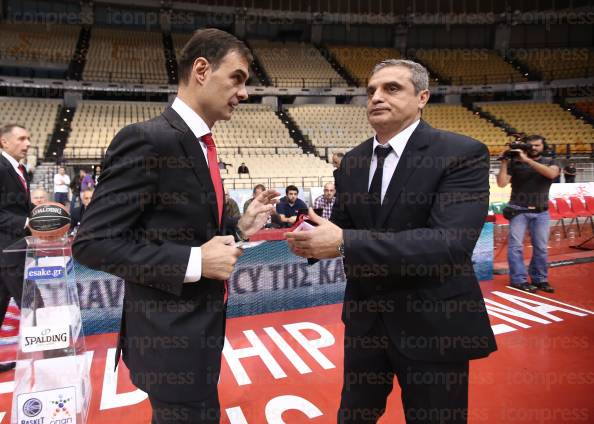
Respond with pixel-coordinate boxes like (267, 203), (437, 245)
(418, 89), (430, 109)
(192, 57), (210, 85)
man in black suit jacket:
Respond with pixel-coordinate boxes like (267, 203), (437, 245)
(287, 59), (497, 423)
(0, 124), (33, 372)
(73, 29), (278, 424)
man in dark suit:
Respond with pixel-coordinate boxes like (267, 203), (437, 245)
(72, 29), (278, 424)
(0, 123), (32, 372)
(287, 59), (497, 423)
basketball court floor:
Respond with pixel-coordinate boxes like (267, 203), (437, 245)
(0, 229), (592, 423)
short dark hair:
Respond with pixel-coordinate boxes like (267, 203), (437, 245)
(524, 134), (545, 143)
(253, 184), (265, 194)
(178, 28), (253, 84)
(286, 185), (299, 194)
(0, 123), (26, 138)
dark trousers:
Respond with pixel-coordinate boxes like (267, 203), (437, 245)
(338, 317), (469, 424)
(149, 392), (221, 424)
(0, 265), (24, 326)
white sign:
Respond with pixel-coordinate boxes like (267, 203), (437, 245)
(21, 325), (70, 353)
(16, 386), (77, 424)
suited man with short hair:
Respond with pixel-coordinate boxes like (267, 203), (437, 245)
(0, 123), (32, 372)
(287, 59), (497, 424)
(73, 29), (278, 423)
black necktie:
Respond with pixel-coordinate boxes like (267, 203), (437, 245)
(369, 145), (393, 220)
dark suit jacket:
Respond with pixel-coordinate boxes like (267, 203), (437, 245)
(0, 154), (31, 257)
(331, 120), (497, 362)
(73, 107), (228, 403)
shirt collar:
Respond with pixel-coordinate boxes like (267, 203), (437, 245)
(372, 119), (420, 158)
(171, 97), (211, 140)
(2, 151), (20, 171)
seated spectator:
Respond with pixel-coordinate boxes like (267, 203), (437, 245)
(313, 182), (336, 220)
(243, 184), (266, 214)
(238, 162), (250, 175)
(218, 160), (229, 171)
(70, 188), (94, 231)
(276, 185), (307, 227)
(31, 188), (49, 206)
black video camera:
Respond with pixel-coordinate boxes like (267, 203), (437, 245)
(499, 140), (533, 160)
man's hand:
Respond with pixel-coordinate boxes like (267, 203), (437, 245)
(285, 208), (343, 259)
(200, 235), (243, 280)
(510, 149), (529, 163)
(238, 189), (279, 237)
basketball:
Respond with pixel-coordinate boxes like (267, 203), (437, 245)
(28, 202), (71, 239)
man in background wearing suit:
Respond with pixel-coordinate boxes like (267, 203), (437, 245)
(73, 29), (277, 424)
(287, 59), (497, 423)
(0, 124), (32, 372)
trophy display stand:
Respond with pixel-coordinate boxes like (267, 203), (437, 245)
(4, 236), (91, 424)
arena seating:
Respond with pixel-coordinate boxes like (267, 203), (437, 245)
(327, 46), (404, 86)
(65, 100), (166, 158)
(414, 49), (526, 85)
(83, 28), (167, 84)
(479, 101), (594, 153)
(286, 103), (513, 157)
(249, 40), (347, 88)
(0, 97), (61, 166)
(511, 48), (594, 81)
(0, 23), (79, 64)
(423, 105), (514, 155)
(286, 104), (373, 160)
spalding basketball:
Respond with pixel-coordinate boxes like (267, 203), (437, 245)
(29, 202), (71, 239)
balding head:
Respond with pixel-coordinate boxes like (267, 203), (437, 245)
(323, 182), (336, 200)
(31, 188), (49, 206)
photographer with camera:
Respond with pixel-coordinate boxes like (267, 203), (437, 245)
(497, 135), (560, 293)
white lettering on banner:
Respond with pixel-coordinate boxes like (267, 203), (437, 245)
(226, 406), (249, 424)
(264, 327), (312, 375)
(491, 324), (518, 335)
(0, 412), (4, 423)
(100, 348), (148, 410)
(265, 395), (323, 423)
(492, 291), (589, 321)
(223, 330), (287, 386)
(485, 299), (551, 328)
(283, 322), (335, 370)
(226, 396), (323, 423)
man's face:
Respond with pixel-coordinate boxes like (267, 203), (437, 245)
(58, 167), (65, 175)
(81, 191), (93, 207)
(31, 190), (48, 206)
(198, 50), (249, 125)
(323, 184), (336, 200)
(0, 126), (30, 161)
(287, 190), (298, 203)
(366, 66), (429, 132)
(79, 170), (86, 177)
(254, 188), (264, 197)
(528, 139), (544, 157)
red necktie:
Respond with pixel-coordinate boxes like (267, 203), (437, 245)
(17, 164), (28, 192)
(201, 133), (223, 226)
(201, 133), (228, 303)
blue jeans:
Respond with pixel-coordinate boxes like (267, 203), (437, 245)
(508, 210), (550, 284)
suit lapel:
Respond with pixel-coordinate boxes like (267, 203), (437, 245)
(346, 138), (374, 229)
(0, 155), (28, 195)
(375, 120), (431, 228)
(162, 107), (219, 226)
